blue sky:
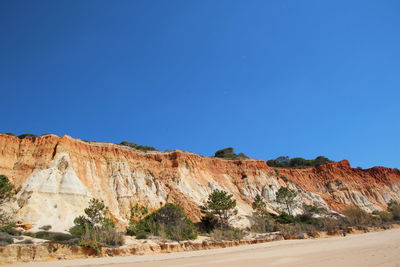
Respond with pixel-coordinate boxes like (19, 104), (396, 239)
(1, 1), (399, 168)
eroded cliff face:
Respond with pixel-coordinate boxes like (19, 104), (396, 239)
(0, 134), (399, 232)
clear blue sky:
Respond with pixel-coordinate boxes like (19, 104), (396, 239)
(1, 1), (399, 168)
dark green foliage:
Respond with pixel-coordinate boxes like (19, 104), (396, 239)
(17, 134), (37, 139)
(0, 223), (21, 236)
(276, 187), (297, 216)
(303, 204), (327, 215)
(0, 175), (15, 232)
(120, 141), (157, 151)
(134, 203), (197, 241)
(267, 156), (331, 168)
(70, 198), (124, 250)
(388, 200), (400, 220)
(273, 168), (280, 176)
(252, 194), (267, 214)
(294, 214), (320, 225)
(198, 213), (219, 233)
(0, 175), (14, 204)
(251, 194), (277, 232)
(276, 212), (295, 224)
(126, 204), (149, 236)
(214, 148), (248, 159)
(201, 189), (237, 229)
(79, 225), (124, 249)
(214, 147), (235, 158)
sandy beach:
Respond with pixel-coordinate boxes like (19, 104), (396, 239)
(9, 228), (400, 267)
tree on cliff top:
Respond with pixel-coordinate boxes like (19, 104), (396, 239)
(201, 189), (237, 229)
(120, 141), (157, 151)
(214, 148), (248, 159)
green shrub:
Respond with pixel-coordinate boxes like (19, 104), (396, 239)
(126, 204), (149, 236)
(214, 148), (247, 159)
(0, 175), (16, 231)
(17, 134), (37, 139)
(388, 200), (400, 220)
(135, 203), (197, 241)
(276, 187), (297, 216)
(372, 210), (393, 222)
(250, 194), (277, 233)
(303, 204), (327, 215)
(120, 141), (157, 151)
(0, 223), (21, 236)
(70, 198), (124, 249)
(294, 214), (320, 225)
(267, 156), (331, 168)
(135, 230), (148, 239)
(251, 215), (277, 233)
(198, 213), (219, 233)
(201, 189), (237, 229)
(276, 212), (295, 224)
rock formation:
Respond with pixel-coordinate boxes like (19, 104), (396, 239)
(0, 134), (399, 232)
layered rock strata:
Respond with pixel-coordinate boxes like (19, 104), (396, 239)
(0, 134), (399, 231)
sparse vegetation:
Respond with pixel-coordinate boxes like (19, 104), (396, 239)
(70, 198), (124, 252)
(214, 147), (248, 159)
(17, 134), (37, 139)
(126, 203), (149, 236)
(275, 187), (297, 216)
(0, 175), (16, 236)
(120, 141), (157, 151)
(210, 228), (244, 241)
(201, 189), (237, 230)
(388, 200), (400, 220)
(251, 194), (276, 232)
(372, 210), (393, 223)
(133, 203), (197, 241)
(267, 156), (331, 168)
(343, 207), (370, 226)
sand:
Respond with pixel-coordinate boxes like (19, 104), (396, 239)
(10, 229), (400, 267)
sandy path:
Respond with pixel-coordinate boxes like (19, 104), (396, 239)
(11, 229), (400, 267)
